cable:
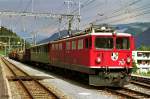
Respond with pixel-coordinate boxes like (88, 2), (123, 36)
(89, 0), (142, 24)
(94, 3), (150, 24)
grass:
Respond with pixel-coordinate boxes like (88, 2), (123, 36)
(133, 71), (150, 77)
(0, 50), (5, 56)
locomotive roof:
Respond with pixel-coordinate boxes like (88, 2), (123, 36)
(31, 32), (132, 47)
(50, 32), (132, 43)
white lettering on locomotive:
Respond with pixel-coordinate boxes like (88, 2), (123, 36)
(118, 59), (125, 65)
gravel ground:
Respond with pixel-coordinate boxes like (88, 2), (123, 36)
(124, 84), (150, 95)
(9, 81), (30, 99)
(6, 58), (119, 99)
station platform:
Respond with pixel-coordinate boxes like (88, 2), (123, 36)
(0, 59), (10, 99)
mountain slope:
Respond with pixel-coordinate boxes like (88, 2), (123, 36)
(135, 28), (150, 48)
(38, 22), (150, 48)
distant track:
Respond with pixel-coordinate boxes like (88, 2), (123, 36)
(130, 80), (150, 89)
(106, 87), (150, 99)
(1, 57), (59, 99)
(131, 75), (150, 85)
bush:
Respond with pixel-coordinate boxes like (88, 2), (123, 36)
(132, 61), (138, 73)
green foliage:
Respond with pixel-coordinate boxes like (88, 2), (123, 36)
(132, 61), (138, 73)
(0, 26), (23, 50)
(147, 71), (150, 74)
(0, 50), (5, 55)
(0, 27), (19, 41)
(140, 71), (150, 76)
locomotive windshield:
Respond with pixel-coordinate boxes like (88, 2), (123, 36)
(116, 37), (130, 49)
(95, 37), (113, 49)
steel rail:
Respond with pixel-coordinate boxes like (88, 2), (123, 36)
(131, 76), (150, 84)
(106, 87), (150, 99)
(1, 57), (34, 99)
(2, 57), (59, 99)
(130, 80), (150, 89)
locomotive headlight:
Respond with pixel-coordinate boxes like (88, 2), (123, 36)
(96, 57), (101, 64)
(126, 57), (131, 63)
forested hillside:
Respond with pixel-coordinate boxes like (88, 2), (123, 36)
(0, 27), (23, 50)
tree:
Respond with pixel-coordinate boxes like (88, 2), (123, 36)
(0, 26), (23, 50)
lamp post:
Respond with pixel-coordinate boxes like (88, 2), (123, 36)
(23, 37), (32, 51)
(4, 43), (7, 56)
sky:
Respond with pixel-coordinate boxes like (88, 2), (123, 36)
(0, 0), (150, 41)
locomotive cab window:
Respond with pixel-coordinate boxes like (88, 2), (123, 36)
(116, 37), (130, 49)
(95, 37), (113, 49)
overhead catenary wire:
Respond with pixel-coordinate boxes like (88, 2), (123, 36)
(94, 2), (150, 24)
(109, 9), (150, 24)
(90, 0), (142, 24)
(81, 0), (145, 27)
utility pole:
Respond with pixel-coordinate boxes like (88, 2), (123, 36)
(8, 37), (11, 52)
(64, 0), (75, 36)
(78, 0), (81, 30)
(23, 37), (32, 50)
(4, 44), (7, 56)
(31, 0), (34, 12)
(0, 16), (1, 28)
(64, 0), (73, 14)
(78, 0), (81, 16)
(58, 17), (62, 38)
(0, 12), (1, 28)
(0, 1), (80, 38)
(32, 32), (36, 45)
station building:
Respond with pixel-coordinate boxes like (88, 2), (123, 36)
(132, 51), (150, 73)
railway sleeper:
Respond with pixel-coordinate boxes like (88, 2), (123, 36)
(7, 75), (52, 81)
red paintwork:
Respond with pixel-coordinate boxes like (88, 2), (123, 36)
(49, 33), (135, 70)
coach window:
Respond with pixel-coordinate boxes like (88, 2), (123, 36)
(36, 47), (39, 53)
(34, 47), (36, 53)
(31, 48), (33, 52)
(33, 48), (35, 52)
(39, 46), (41, 53)
(57, 44), (59, 50)
(52, 44), (55, 50)
(55, 44), (57, 50)
(78, 39), (83, 49)
(66, 41), (70, 50)
(72, 41), (76, 50)
(34, 48), (36, 52)
(46, 45), (48, 52)
(59, 43), (62, 50)
(95, 37), (113, 49)
(43, 46), (45, 52)
(38, 47), (40, 53)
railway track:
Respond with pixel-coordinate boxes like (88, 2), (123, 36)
(106, 87), (150, 99)
(131, 75), (150, 84)
(1, 57), (59, 99)
(130, 80), (150, 89)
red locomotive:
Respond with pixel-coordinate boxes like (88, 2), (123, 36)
(9, 25), (135, 87)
